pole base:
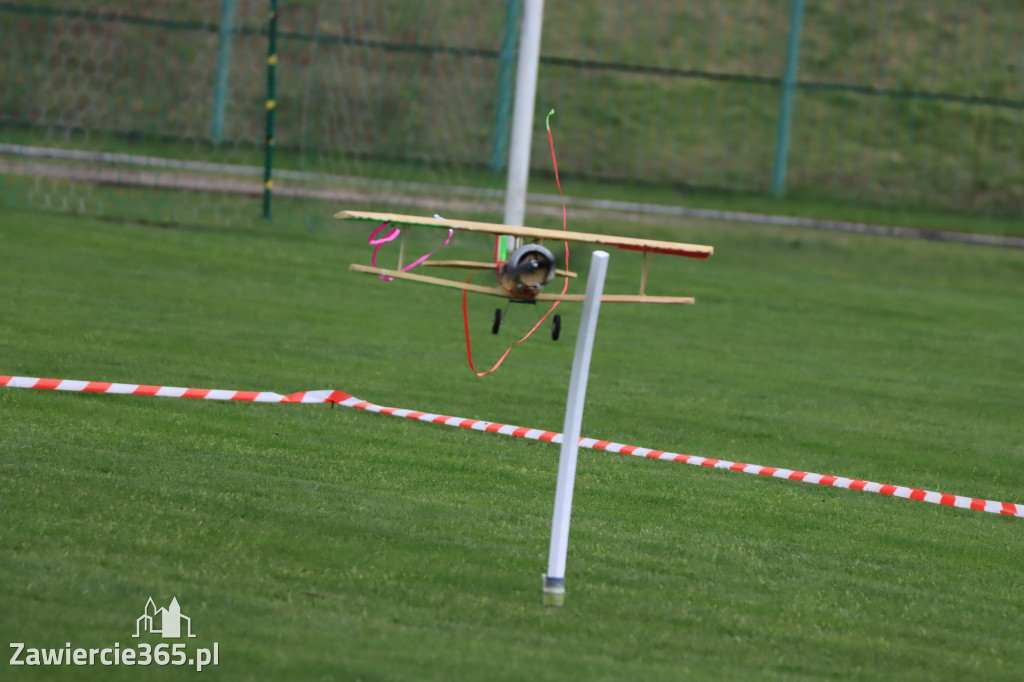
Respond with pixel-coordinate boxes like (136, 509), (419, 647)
(542, 575), (565, 608)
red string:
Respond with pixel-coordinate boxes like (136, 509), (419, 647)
(462, 115), (570, 376)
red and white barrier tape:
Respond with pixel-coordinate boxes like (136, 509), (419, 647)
(0, 375), (350, 404)
(3, 374), (1021, 518)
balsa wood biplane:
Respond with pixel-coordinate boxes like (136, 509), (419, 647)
(337, 210), (714, 310)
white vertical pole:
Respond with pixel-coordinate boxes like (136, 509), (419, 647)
(502, 0), (545, 253)
(543, 250), (610, 607)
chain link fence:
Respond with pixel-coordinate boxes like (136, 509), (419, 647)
(1, 0), (1021, 228)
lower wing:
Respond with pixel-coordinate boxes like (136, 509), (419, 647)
(349, 264), (694, 304)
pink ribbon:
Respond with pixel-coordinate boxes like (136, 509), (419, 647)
(369, 221), (452, 281)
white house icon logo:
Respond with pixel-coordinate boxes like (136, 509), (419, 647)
(133, 597), (196, 639)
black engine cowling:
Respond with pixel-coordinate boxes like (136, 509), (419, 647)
(501, 244), (556, 296)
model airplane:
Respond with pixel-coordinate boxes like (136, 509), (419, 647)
(337, 210), (714, 308)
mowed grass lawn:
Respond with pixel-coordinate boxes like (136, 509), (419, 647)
(1, 203), (1023, 681)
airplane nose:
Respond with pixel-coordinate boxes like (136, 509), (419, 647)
(502, 243), (557, 296)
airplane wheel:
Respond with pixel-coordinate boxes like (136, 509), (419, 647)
(492, 308), (502, 334)
(551, 314), (561, 341)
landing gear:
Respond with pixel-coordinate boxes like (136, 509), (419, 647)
(491, 306), (561, 341)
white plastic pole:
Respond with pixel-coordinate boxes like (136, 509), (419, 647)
(502, 0), (545, 254)
(543, 250), (609, 607)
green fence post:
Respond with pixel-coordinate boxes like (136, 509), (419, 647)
(771, 0), (804, 198)
(210, 0), (236, 143)
(490, 0), (522, 171)
(263, 0), (278, 221)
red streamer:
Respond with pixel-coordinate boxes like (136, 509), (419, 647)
(463, 111), (570, 376)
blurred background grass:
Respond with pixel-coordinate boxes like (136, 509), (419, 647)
(1, 0), (1022, 231)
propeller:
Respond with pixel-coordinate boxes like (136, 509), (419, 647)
(501, 243), (559, 296)
(503, 254), (552, 276)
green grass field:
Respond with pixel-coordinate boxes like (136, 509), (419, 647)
(2, 200), (1024, 680)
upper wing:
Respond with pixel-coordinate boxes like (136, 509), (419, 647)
(335, 210), (714, 259)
